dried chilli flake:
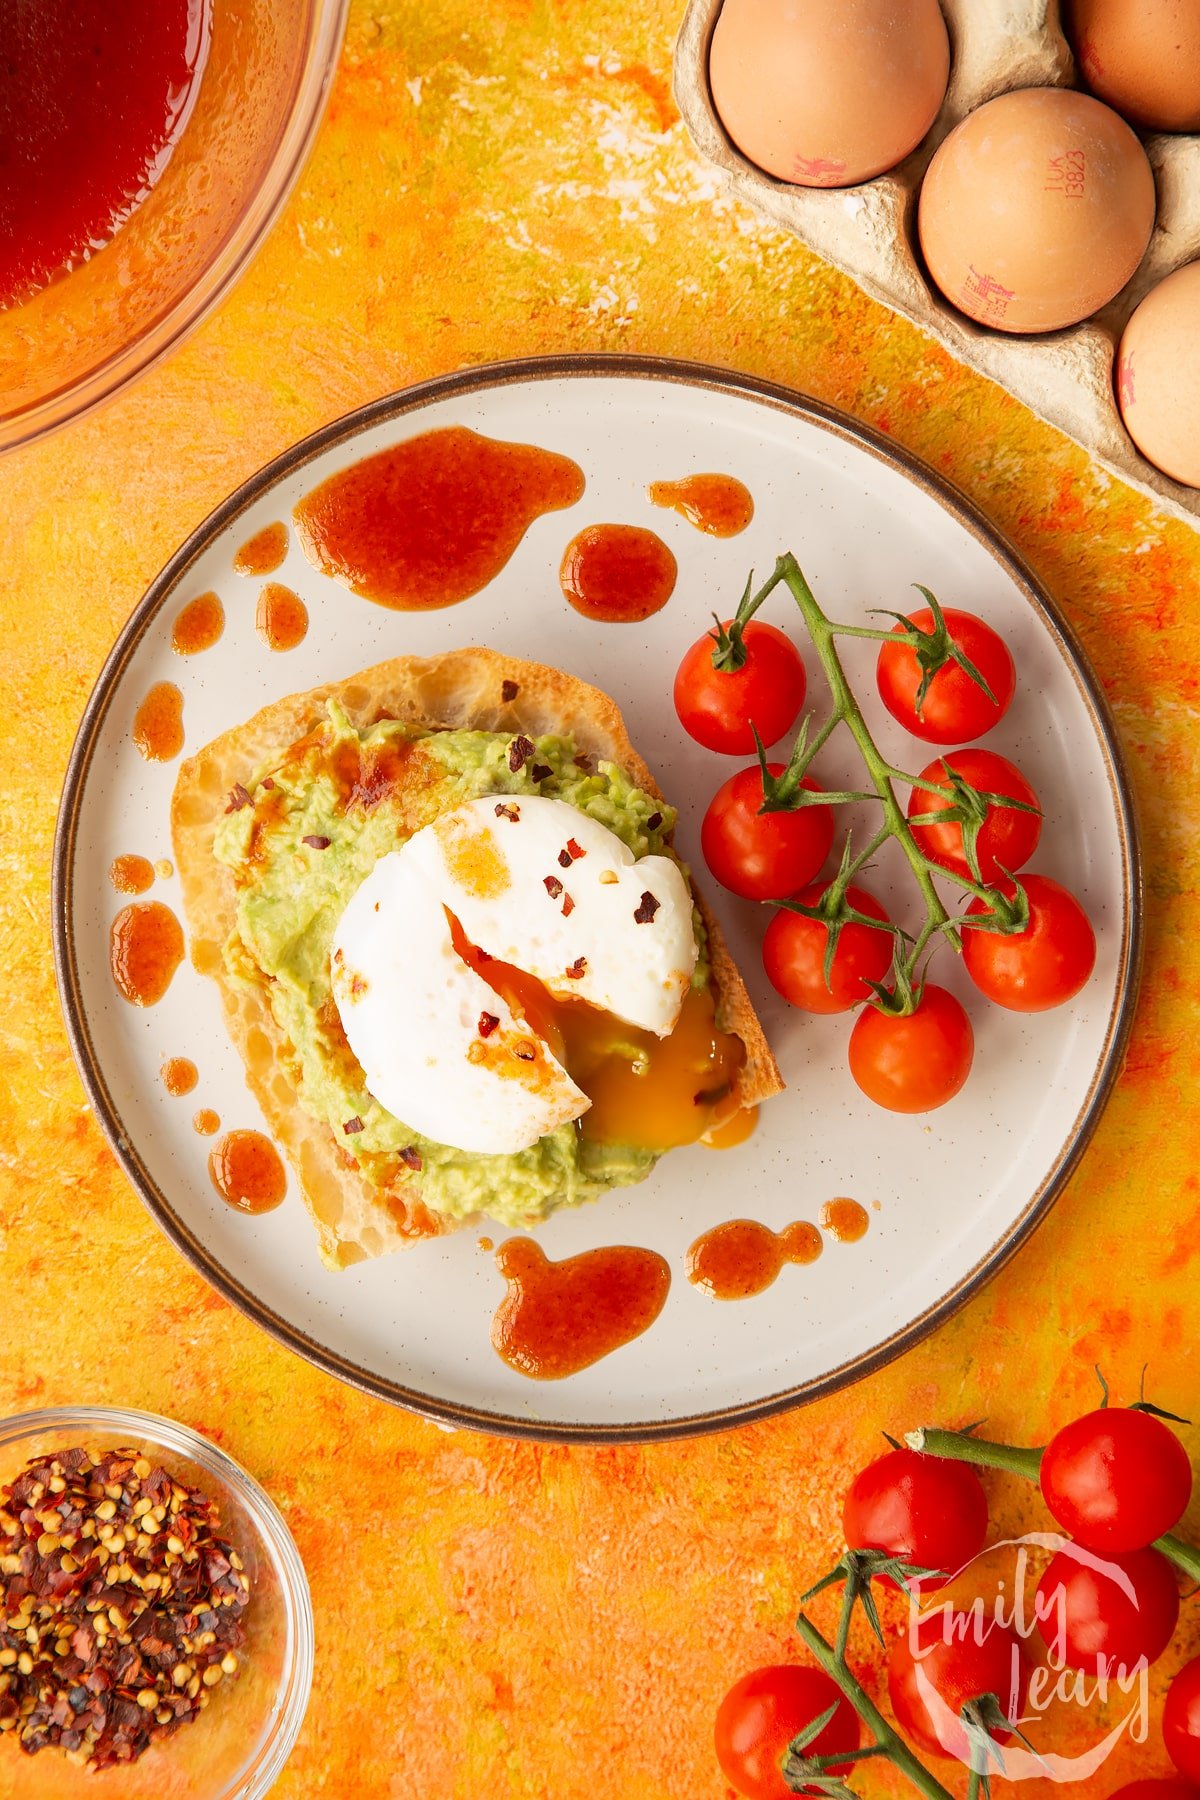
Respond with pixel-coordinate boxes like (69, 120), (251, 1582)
(494, 803), (520, 823)
(507, 735), (535, 773)
(565, 956), (587, 980)
(343, 1116), (364, 1135)
(543, 876), (563, 900)
(301, 834), (331, 850)
(224, 783), (252, 814)
(0, 1447), (250, 1772)
(634, 891), (660, 924)
(530, 763), (552, 783)
(478, 1012), (500, 1038)
(562, 894), (575, 918)
(646, 811), (663, 831)
(399, 1146), (423, 1171)
(501, 679), (520, 702)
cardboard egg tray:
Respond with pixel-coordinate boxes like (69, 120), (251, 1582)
(673, 0), (1200, 531)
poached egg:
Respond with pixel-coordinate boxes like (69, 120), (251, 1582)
(330, 795), (697, 1155)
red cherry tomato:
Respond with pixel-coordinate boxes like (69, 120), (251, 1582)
(1108, 1784), (1200, 1799)
(848, 984), (974, 1114)
(763, 882), (893, 1013)
(907, 749), (1041, 884)
(701, 765), (834, 902)
(887, 1609), (1029, 1762)
(675, 621), (807, 755)
(877, 606), (1015, 744)
(1164, 1656), (1200, 1782)
(963, 874), (1096, 1012)
(842, 1448), (989, 1590)
(714, 1664), (861, 1800)
(1036, 1544), (1179, 1675)
(1040, 1406), (1193, 1554)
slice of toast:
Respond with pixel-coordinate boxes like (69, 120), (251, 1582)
(172, 648), (783, 1267)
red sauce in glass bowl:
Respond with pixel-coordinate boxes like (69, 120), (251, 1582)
(0, 0), (210, 306)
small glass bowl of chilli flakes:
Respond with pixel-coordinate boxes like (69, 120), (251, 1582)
(0, 1407), (312, 1798)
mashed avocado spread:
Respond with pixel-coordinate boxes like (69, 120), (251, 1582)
(213, 702), (709, 1229)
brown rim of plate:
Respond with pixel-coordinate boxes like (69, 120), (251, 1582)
(51, 353), (1143, 1445)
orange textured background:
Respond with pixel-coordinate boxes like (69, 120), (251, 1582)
(3, 1), (1200, 1794)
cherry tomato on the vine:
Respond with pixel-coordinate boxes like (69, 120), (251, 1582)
(842, 1448), (989, 1590)
(1035, 1544), (1179, 1675)
(907, 749), (1041, 884)
(714, 1664), (861, 1800)
(887, 1610), (1029, 1763)
(674, 620), (807, 755)
(1108, 1784), (1200, 1799)
(763, 882), (893, 1013)
(1164, 1655), (1200, 1782)
(877, 607), (1015, 744)
(848, 984), (974, 1114)
(963, 874), (1096, 1012)
(1040, 1405), (1193, 1553)
(701, 765), (834, 902)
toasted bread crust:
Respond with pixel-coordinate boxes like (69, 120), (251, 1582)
(171, 648), (783, 1267)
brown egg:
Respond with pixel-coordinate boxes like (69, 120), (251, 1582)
(1116, 261), (1200, 487)
(918, 88), (1156, 334)
(708, 0), (949, 188)
(1067, 0), (1200, 134)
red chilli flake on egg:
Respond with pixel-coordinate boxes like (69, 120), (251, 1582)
(562, 894), (575, 918)
(543, 875), (563, 899)
(494, 802), (520, 822)
(478, 1011), (500, 1038)
(566, 956), (587, 979)
(634, 891), (660, 924)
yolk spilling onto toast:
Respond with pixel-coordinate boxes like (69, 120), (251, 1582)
(449, 917), (744, 1151)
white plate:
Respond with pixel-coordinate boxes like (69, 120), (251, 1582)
(54, 358), (1140, 1441)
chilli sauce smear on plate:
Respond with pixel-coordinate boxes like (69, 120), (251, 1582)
(491, 1239), (670, 1378)
(559, 523), (678, 622)
(686, 1218), (823, 1300)
(0, 0), (210, 306)
(647, 473), (754, 537)
(293, 425), (585, 608)
(255, 583), (308, 651)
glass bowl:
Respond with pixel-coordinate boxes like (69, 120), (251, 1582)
(0, 1406), (313, 1798)
(0, 0), (348, 454)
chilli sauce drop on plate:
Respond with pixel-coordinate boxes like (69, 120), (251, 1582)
(255, 583), (308, 651)
(821, 1197), (871, 1243)
(233, 521), (289, 577)
(108, 853), (155, 895)
(491, 1239), (670, 1379)
(293, 426), (585, 609)
(172, 591), (225, 655)
(687, 1218), (822, 1300)
(647, 474), (754, 538)
(132, 682), (184, 762)
(208, 1131), (287, 1214)
(160, 1056), (198, 1096)
(0, 0), (210, 306)
(559, 524), (677, 622)
(109, 902), (184, 1006)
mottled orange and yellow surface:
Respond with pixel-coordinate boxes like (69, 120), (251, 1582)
(2, 1), (1199, 1795)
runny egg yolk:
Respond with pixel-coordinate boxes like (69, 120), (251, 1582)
(448, 915), (744, 1151)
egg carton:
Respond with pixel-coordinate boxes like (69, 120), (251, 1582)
(673, 0), (1200, 531)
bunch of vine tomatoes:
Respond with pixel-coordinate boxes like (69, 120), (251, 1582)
(715, 1396), (1200, 1796)
(675, 593), (1096, 1113)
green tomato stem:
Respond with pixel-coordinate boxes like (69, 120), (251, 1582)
(792, 1613), (959, 1799)
(906, 1427), (1200, 1582)
(776, 556), (954, 1004)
